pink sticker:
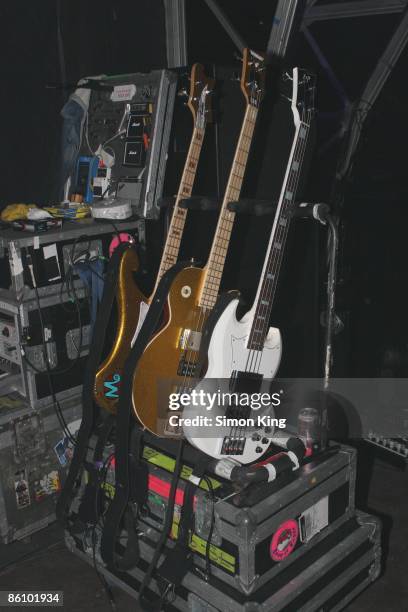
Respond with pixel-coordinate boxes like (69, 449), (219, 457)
(270, 519), (299, 561)
(109, 233), (135, 257)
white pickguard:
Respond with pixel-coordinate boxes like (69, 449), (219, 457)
(130, 301), (150, 348)
(183, 298), (282, 463)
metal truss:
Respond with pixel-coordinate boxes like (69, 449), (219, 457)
(299, 0), (408, 179)
(164, 0), (408, 180)
(304, 0), (408, 26)
(163, 0), (187, 68)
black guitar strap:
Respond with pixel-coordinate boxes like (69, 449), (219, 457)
(138, 453), (212, 611)
(76, 414), (116, 525)
(100, 262), (191, 571)
(56, 242), (134, 526)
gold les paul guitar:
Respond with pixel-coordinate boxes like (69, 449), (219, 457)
(93, 64), (214, 413)
(132, 48), (267, 435)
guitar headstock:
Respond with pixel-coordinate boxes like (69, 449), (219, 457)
(240, 48), (266, 108)
(187, 63), (215, 128)
(285, 67), (316, 127)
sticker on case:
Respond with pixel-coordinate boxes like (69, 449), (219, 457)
(270, 519), (299, 561)
(14, 469), (31, 509)
(33, 470), (61, 502)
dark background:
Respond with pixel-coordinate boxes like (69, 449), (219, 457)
(1, 0), (407, 378)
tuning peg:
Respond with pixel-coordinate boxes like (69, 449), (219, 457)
(233, 51), (243, 62)
(283, 72), (293, 82)
(177, 87), (189, 98)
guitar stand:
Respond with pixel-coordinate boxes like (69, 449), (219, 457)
(159, 195), (338, 462)
(158, 195), (280, 213)
(157, 195), (219, 211)
(158, 196), (329, 221)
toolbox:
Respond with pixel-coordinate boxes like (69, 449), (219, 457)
(0, 392), (82, 543)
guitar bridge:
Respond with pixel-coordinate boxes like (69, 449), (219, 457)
(177, 357), (198, 377)
(221, 437), (246, 456)
(179, 329), (202, 351)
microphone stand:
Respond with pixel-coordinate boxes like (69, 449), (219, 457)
(298, 202), (339, 450)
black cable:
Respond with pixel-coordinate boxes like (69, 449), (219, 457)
(90, 452), (117, 610)
(26, 257), (76, 446)
(109, 221), (122, 238)
(202, 476), (215, 581)
(138, 439), (185, 605)
(99, 452), (116, 526)
(91, 525), (117, 611)
(21, 292), (84, 377)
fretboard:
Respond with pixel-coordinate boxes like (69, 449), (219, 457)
(154, 126), (205, 292)
(199, 105), (258, 309)
(247, 121), (310, 351)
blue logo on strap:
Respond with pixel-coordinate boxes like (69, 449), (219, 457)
(104, 373), (121, 398)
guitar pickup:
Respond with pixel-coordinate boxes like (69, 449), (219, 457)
(177, 357), (198, 377)
(179, 329), (202, 351)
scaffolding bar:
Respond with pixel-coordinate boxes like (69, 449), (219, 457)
(338, 8), (408, 178)
(267, 0), (303, 60)
(203, 0), (247, 54)
(304, 0), (408, 27)
(164, 0), (187, 68)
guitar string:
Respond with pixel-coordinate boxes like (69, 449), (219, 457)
(202, 104), (261, 452)
(249, 113), (310, 389)
(244, 117), (309, 376)
(158, 83), (211, 282)
(178, 105), (258, 451)
(219, 105), (262, 454)
(234, 99), (312, 449)
(249, 110), (311, 380)
(178, 106), (257, 404)
(230, 84), (313, 449)
(230, 115), (308, 444)
(244, 97), (312, 375)
(249, 99), (313, 374)
(155, 115), (207, 431)
(156, 129), (204, 284)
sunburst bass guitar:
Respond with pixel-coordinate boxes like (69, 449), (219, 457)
(93, 64), (214, 413)
(183, 68), (316, 463)
(132, 49), (268, 435)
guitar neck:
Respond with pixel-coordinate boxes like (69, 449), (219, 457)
(154, 126), (205, 291)
(199, 105), (258, 309)
(248, 120), (311, 351)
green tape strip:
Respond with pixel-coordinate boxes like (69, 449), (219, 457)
(142, 446), (221, 490)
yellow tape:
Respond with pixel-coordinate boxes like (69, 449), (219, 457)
(142, 446), (221, 491)
(148, 492), (235, 573)
(171, 520), (235, 573)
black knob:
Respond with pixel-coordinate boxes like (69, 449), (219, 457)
(262, 438), (269, 445)
(255, 447), (263, 453)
